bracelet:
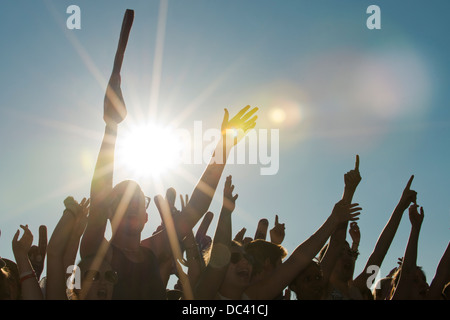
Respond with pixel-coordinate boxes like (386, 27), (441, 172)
(20, 271), (36, 284)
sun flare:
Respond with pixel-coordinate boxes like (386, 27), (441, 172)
(117, 124), (184, 177)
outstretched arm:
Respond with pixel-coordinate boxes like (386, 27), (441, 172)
(175, 106), (257, 237)
(354, 175), (417, 292)
(46, 197), (89, 300)
(391, 203), (424, 300)
(245, 200), (362, 300)
(321, 156), (361, 285)
(142, 106), (257, 252)
(12, 225), (43, 300)
(80, 11), (133, 259)
(194, 176), (239, 299)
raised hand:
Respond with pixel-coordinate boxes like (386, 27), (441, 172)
(27, 225), (47, 280)
(154, 188), (180, 226)
(400, 175), (417, 208)
(222, 175), (239, 213)
(233, 227), (247, 244)
(408, 204), (424, 230)
(254, 218), (269, 240)
(12, 225), (34, 259)
(331, 201), (362, 225)
(221, 105), (258, 148)
(71, 197), (90, 238)
(270, 215), (286, 245)
(103, 10), (134, 124)
(195, 211), (214, 254)
(344, 155), (362, 191)
(349, 222), (361, 245)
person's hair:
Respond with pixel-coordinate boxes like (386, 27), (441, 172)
(372, 277), (393, 300)
(388, 265), (426, 299)
(442, 282), (450, 300)
(0, 259), (20, 300)
(244, 239), (287, 275)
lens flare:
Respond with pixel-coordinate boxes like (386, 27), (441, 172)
(117, 124), (184, 177)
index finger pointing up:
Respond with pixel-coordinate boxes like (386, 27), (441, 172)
(406, 175), (414, 190)
(355, 155), (360, 172)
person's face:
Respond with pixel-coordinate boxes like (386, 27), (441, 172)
(335, 242), (356, 281)
(79, 261), (118, 300)
(291, 262), (324, 300)
(225, 247), (253, 289)
(111, 188), (148, 235)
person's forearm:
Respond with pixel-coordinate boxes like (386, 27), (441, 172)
(81, 124), (117, 258)
(391, 226), (420, 300)
(14, 255), (43, 300)
(176, 139), (230, 237)
(364, 201), (406, 272)
(342, 186), (356, 204)
(90, 123), (117, 197)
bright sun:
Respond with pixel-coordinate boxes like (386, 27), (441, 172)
(117, 124), (184, 177)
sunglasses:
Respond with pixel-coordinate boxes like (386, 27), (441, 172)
(230, 252), (254, 265)
(83, 270), (118, 285)
(111, 195), (151, 210)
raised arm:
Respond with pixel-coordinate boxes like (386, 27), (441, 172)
(354, 175), (417, 292)
(270, 215), (286, 245)
(245, 200), (362, 300)
(320, 156), (361, 284)
(80, 11), (133, 259)
(182, 210), (212, 291)
(427, 241), (450, 299)
(142, 106), (257, 251)
(391, 203), (424, 300)
(12, 225), (43, 300)
(174, 106), (257, 238)
(46, 197), (89, 300)
(194, 175), (239, 299)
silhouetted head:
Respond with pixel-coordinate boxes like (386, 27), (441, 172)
(289, 259), (324, 300)
(107, 180), (149, 236)
(245, 239), (287, 278)
(69, 256), (118, 300)
(223, 241), (254, 289)
(0, 258), (20, 300)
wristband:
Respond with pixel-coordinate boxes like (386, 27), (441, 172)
(20, 271), (36, 284)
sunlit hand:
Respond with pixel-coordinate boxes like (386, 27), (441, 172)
(221, 105), (258, 148)
(269, 215), (285, 245)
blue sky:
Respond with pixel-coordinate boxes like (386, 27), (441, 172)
(1, 0), (449, 292)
